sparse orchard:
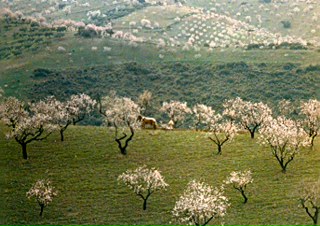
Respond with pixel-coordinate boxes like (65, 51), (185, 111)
(118, 166), (168, 210)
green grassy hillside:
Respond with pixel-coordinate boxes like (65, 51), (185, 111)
(1, 125), (320, 225)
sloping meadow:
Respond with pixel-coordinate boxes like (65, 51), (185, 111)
(0, 125), (319, 224)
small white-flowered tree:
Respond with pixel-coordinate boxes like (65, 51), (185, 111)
(42, 94), (96, 141)
(160, 100), (192, 128)
(100, 94), (140, 155)
(67, 93), (96, 126)
(138, 90), (153, 116)
(259, 116), (309, 172)
(299, 180), (320, 225)
(118, 166), (168, 210)
(192, 104), (216, 131)
(223, 97), (272, 139)
(26, 179), (57, 216)
(172, 180), (229, 226)
(300, 99), (320, 147)
(225, 170), (253, 204)
(206, 114), (238, 155)
(1, 97), (57, 159)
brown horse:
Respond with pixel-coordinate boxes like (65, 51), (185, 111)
(137, 115), (157, 129)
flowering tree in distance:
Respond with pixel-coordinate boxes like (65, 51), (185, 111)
(43, 94), (96, 141)
(259, 116), (309, 172)
(192, 104), (216, 131)
(206, 114), (238, 155)
(138, 90), (153, 116)
(172, 180), (229, 226)
(299, 180), (320, 225)
(26, 179), (57, 216)
(225, 170), (253, 203)
(300, 99), (320, 146)
(223, 97), (272, 138)
(160, 100), (192, 128)
(101, 95), (140, 155)
(67, 93), (96, 126)
(1, 97), (57, 159)
(118, 166), (168, 210)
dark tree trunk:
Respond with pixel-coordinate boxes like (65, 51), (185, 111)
(115, 126), (134, 155)
(250, 131), (255, 139)
(39, 204), (44, 216)
(240, 189), (248, 204)
(217, 145), (222, 155)
(313, 208), (318, 225)
(22, 143), (28, 160)
(143, 198), (147, 210)
(60, 129), (64, 142)
(310, 135), (316, 147)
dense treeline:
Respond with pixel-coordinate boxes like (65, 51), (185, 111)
(28, 61), (320, 125)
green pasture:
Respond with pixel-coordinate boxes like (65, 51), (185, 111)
(1, 125), (319, 225)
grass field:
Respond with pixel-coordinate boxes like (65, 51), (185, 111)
(1, 125), (319, 225)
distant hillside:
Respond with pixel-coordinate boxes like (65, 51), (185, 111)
(1, 0), (320, 53)
(0, 0), (319, 125)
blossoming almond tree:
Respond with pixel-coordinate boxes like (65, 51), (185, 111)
(225, 170), (253, 204)
(160, 100), (192, 128)
(223, 97), (272, 139)
(172, 180), (229, 226)
(43, 94), (96, 141)
(300, 99), (320, 147)
(67, 93), (96, 126)
(138, 90), (153, 116)
(101, 94), (140, 155)
(1, 97), (57, 159)
(299, 180), (320, 225)
(42, 96), (71, 142)
(118, 166), (168, 210)
(259, 116), (309, 172)
(192, 104), (216, 131)
(206, 113), (238, 155)
(26, 179), (57, 216)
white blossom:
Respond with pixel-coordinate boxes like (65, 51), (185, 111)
(223, 97), (272, 138)
(172, 180), (229, 226)
(299, 179), (320, 225)
(160, 100), (192, 128)
(225, 170), (253, 203)
(259, 116), (309, 172)
(118, 166), (168, 210)
(300, 99), (320, 146)
(26, 179), (57, 216)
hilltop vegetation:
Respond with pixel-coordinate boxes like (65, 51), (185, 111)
(20, 61), (319, 125)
